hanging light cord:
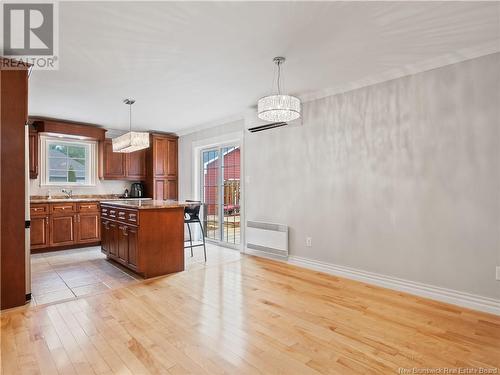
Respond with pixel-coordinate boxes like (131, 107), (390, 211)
(129, 103), (132, 132)
(277, 60), (282, 95)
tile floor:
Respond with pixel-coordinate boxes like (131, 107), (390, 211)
(30, 247), (139, 305)
(30, 242), (241, 306)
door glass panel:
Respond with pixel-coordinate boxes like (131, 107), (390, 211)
(222, 146), (240, 245)
(202, 149), (220, 241)
(201, 146), (240, 245)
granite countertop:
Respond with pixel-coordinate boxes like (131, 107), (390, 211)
(30, 195), (153, 203)
(100, 199), (196, 210)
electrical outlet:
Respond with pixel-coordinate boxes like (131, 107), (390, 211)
(306, 237), (312, 247)
(496, 266), (500, 281)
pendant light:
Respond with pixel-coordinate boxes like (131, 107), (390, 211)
(112, 98), (150, 153)
(257, 57), (301, 122)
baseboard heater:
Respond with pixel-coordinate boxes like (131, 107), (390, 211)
(246, 220), (289, 259)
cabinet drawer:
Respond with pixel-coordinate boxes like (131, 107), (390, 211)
(50, 202), (76, 214)
(117, 209), (127, 221)
(30, 204), (49, 216)
(127, 211), (139, 225)
(78, 202), (99, 212)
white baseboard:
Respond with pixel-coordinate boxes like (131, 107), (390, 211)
(277, 255), (500, 316)
(244, 249), (500, 315)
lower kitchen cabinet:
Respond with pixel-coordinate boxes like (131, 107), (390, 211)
(101, 219), (110, 254)
(107, 222), (119, 258)
(30, 202), (101, 252)
(50, 215), (76, 246)
(104, 221), (138, 270)
(77, 212), (100, 243)
(127, 227), (138, 268)
(30, 216), (49, 249)
(100, 203), (184, 277)
(117, 224), (129, 264)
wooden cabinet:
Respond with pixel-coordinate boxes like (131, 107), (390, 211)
(154, 178), (178, 200)
(126, 149), (146, 180)
(50, 215), (76, 247)
(102, 139), (147, 180)
(77, 213), (100, 243)
(117, 225), (129, 263)
(30, 201), (101, 252)
(127, 227), (138, 269)
(103, 139), (126, 179)
(30, 216), (49, 249)
(101, 219), (110, 255)
(145, 133), (178, 200)
(166, 138), (178, 177)
(30, 204), (49, 249)
(108, 222), (118, 258)
(29, 128), (38, 179)
(100, 203), (184, 277)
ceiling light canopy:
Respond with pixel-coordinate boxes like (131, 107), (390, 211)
(257, 57), (301, 122)
(112, 98), (150, 153)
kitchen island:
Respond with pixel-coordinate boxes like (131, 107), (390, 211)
(100, 200), (189, 278)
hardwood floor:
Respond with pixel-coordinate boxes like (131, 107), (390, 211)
(2, 245), (499, 374)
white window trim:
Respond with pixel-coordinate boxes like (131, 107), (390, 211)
(39, 134), (97, 187)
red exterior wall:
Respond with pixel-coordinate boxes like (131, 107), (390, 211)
(204, 148), (240, 215)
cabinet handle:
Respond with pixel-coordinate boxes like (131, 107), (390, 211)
(45, 217), (48, 225)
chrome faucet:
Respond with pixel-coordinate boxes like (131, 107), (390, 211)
(62, 189), (73, 199)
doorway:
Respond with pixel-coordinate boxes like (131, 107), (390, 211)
(201, 145), (241, 246)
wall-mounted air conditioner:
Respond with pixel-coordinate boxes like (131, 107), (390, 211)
(244, 110), (301, 133)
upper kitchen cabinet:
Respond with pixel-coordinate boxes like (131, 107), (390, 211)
(102, 139), (146, 181)
(152, 134), (178, 177)
(28, 127), (38, 179)
(126, 147), (147, 180)
(145, 133), (178, 200)
(102, 139), (126, 179)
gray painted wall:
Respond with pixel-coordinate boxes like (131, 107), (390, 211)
(180, 53), (500, 299)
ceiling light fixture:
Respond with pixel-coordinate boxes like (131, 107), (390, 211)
(257, 57), (301, 122)
(112, 98), (150, 153)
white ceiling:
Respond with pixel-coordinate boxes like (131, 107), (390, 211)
(27, 1), (500, 134)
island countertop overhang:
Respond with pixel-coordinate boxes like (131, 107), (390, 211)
(100, 199), (196, 210)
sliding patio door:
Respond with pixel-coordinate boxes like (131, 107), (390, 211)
(201, 145), (241, 246)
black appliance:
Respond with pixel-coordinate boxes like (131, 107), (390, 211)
(130, 182), (144, 198)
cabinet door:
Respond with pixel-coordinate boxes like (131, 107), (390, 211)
(31, 216), (49, 249)
(126, 149), (146, 180)
(108, 222), (118, 258)
(29, 129), (38, 179)
(153, 137), (168, 177)
(77, 213), (100, 243)
(166, 138), (177, 177)
(154, 179), (165, 200)
(101, 220), (109, 254)
(127, 227), (138, 269)
(50, 215), (75, 246)
(103, 139), (126, 179)
(117, 225), (128, 264)
(166, 179), (178, 200)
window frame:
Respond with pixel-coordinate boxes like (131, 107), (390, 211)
(39, 135), (97, 187)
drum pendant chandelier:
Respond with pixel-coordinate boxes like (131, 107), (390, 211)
(257, 57), (301, 122)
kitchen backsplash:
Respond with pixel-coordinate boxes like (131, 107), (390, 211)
(29, 177), (132, 197)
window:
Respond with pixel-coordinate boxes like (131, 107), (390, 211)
(40, 136), (97, 186)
